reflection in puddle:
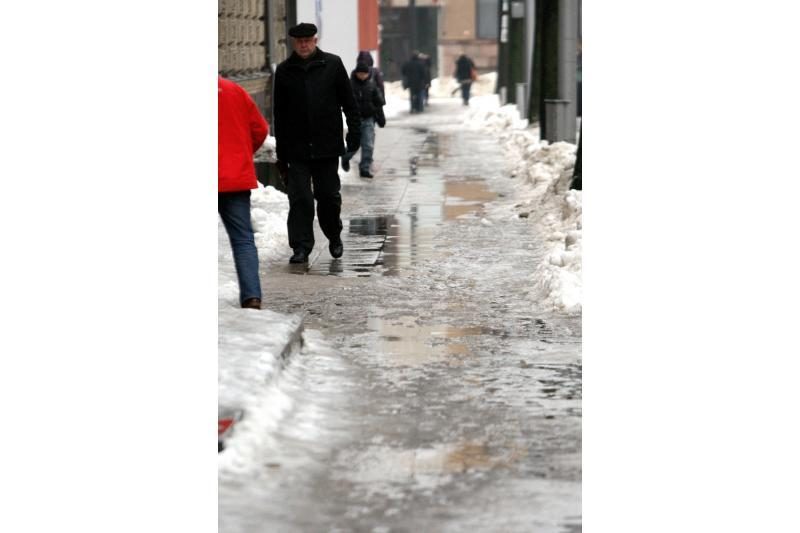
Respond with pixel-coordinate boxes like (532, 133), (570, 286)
(344, 213), (441, 277)
(318, 130), (498, 277)
(444, 179), (497, 220)
(349, 216), (390, 236)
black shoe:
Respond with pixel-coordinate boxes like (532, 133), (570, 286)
(329, 239), (343, 258)
(341, 158), (350, 172)
(359, 170), (374, 178)
(289, 249), (309, 264)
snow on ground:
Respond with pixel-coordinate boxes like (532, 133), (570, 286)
(383, 75), (581, 312)
(219, 180), (297, 452)
(383, 72), (498, 120)
(463, 100), (581, 312)
(250, 184), (289, 263)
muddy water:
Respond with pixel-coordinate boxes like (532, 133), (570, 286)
(219, 101), (581, 533)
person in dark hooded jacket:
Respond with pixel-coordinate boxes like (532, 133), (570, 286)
(272, 23), (361, 264)
(454, 53), (476, 105)
(352, 51), (385, 99)
(342, 63), (386, 178)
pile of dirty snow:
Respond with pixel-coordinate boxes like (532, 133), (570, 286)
(218, 180), (300, 470)
(464, 102), (582, 312)
(250, 184), (289, 262)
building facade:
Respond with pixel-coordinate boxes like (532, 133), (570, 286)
(219, 0), (380, 118)
(438, 0), (498, 77)
(377, 0), (498, 81)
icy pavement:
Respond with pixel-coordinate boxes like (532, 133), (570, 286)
(219, 97), (581, 532)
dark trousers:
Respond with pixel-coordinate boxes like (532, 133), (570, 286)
(286, 157), (342, 253)
(409, 89), (425, 113)
(460, 81), (472, 104)
(218, 191), (261, 304)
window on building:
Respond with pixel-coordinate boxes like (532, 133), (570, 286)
(476, 0), (499, 39)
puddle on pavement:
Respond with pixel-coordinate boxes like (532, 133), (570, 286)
(444, 179), (497, 220)
(366, 315), (490, 366)
(338, 440), (528, 489)
(306, 129), (497, 277)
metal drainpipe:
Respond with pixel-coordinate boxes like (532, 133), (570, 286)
(557, 0), (577, 143)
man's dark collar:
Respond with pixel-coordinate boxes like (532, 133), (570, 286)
(289, 47), (324, 64)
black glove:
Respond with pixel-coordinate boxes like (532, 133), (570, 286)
(275, 160), (289, 180)
(346, 134), (360, 154)
(376, 110), (386, 128)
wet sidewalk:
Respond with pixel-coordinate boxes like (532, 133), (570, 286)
(219, 98), (582, 533)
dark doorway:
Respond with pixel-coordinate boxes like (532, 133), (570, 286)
(379, 6), (439, 81)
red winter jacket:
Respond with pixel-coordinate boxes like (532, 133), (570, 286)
(218, 77), (269, 192)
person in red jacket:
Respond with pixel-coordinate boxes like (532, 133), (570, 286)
(218, 77), (268, 309)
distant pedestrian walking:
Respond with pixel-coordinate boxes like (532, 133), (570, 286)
(454, 53), (477, 105)
(419, 52), (432, 106)
(354, 50), (385, 99)
(272, 22), (361, 264)
(401, 51), (427, 113)
(342, 62), (386, 178)
(218, 76), (269, 310)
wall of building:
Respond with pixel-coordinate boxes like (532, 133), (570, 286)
(441, 0), (476, 41)
(384, 0), (440, 6)
(267, 0), (292, 72)
(295, 0), (360, 72)
(218, 0), (271, 114)
(359, 0), (380, 53)
(438, 0), (497, 76)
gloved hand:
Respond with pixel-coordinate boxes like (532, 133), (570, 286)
(376, 111), (386, 128)
(276, 160), (289, 180)
(346, 135), (360, 155)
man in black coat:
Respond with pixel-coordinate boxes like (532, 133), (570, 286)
(273, 23), (361, 264)
(401, 52), (427, 113)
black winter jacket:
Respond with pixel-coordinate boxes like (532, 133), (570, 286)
(401, 57), (428, 91)
(272, 48), (361, 162)
(455, 55), (476, 82)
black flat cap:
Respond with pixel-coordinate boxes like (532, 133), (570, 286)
(289, 23), (317, 38)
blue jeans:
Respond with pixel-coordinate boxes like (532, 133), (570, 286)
(342, 118), (376, 173)
(218, 191), (261, 304)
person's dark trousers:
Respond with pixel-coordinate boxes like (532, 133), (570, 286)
(416, 89), (425, 111)
(218, 191), (261, 305)
(286, 158), (343, 253)
(460, 81), (472, 104)
(410, 90), (424, 113)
